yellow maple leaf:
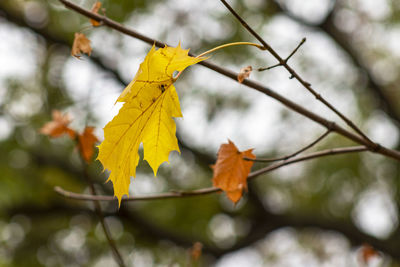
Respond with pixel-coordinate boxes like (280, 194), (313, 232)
(98, 44), (204, 205)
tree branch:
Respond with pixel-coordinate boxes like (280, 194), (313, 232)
(0, 4), (223, 169)
(54, 185), (220, 202)
(34, 147), (400, 260)
(258, 37), (306, 71)
(0, 3), (128, 87)
(54, 146), (368, 202)
(270, 0), (400, 127)
(320, 12), (400, 126)
(217, 208), (400, 261)
(57, 0), (400, 162)
(218, 0), (375, 147)
(246, 129), (331, 162)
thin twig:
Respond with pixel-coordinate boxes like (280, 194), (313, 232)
(258, 38), (306, 71)
(76, 143), (126, 266)
(218, 0), (375, 146)
(285, 37), (307, 62)
(246, 129), (331, 162)
(249, 145), (368, 178)
(57, 0), (400, 162)
(55, 186), (220, 202)
(55, 146), (368, 202)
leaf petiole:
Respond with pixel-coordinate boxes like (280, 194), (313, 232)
(196, 41), (265, 58)
(173, 42), (264, 82)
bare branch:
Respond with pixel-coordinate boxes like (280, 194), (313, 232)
(258, 37), (306, 71)
(246, 129), (331, 162)
(218, 0), (375, 146)
(57, 0), (400, 162)
(248, 146), (368, 179)
(54, 186), (220, 202)
(55, 146), (368, 202)
(285, 38), (307, 62)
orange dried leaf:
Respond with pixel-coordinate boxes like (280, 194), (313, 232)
(190, 242), (203, 261)
(78, 127), (99, 162)
(90, 2), (102, 26)
(71, 33), (92, 58)
(212, 140), (255, 203)
(40, 110), (75, 138)
(359, 243), (380, 264)
(237, 65), (252, 83)
(226, 187), (243, 204)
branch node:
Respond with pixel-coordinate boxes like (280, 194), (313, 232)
(327, 121), (336, 131)
(258, 62), (281, 71)
(371, 143), (382, 152)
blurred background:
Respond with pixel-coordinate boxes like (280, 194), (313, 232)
(1, 0), (400, 266)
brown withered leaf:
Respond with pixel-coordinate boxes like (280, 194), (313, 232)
(40, 110), (75, 138)
(71, 33), (92, 58)
(190, 242), (203, 261)
(90, 2), (102, 27)
(212, 140), (255, 203)
(237, 65), (252, 83)
(359, 243), (380, 264)
(78, 127), (99, 162)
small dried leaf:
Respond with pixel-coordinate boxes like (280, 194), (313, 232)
(78, 127), (99, 162)
(90, 2), (102, 26)
(40, 110), (76, 138)
(237, 65), (252, 83)
(190, 242), (203, 261)
(71, 33), (92, 58)
(359, 243), (380, 264)
(212, 140), (255, 203)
